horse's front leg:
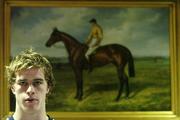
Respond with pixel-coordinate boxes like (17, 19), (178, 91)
(74, 68), (83, 101)
(74, 79), (79, 99)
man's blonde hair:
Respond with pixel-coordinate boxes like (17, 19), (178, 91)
(6, 48), (55, 91)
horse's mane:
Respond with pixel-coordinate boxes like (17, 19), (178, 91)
(60, 31), (83, 45)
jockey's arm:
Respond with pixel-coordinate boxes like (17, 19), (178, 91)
(85, 32), (93, 45)
(86, 37), (93, 45)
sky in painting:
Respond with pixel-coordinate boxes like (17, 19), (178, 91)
(11, 7), (170, 58)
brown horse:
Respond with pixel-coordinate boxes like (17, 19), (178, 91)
(45, 28), (135, 101)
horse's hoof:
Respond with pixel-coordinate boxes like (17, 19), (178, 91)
(114, 98), (120, 102)
(78, 97), (83, 101)
(74, 95), (78, 99)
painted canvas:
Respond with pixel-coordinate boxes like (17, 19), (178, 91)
(10, 7), (170, 112)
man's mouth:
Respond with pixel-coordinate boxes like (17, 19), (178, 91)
(25, 98), (38, 103)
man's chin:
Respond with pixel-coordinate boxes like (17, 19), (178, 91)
(23, 104), (40, 112)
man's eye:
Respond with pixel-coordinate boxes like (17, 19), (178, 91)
(33, 81), (42, 86)
(18, 81), (28, 86)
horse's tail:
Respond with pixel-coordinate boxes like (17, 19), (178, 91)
(128, 51), (135, 77)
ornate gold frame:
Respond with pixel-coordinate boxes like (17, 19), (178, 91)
(0, 0), (180, 120)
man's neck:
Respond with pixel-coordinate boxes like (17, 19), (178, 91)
(13, 108), (48, 120)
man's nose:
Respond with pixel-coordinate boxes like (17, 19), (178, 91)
(26, 85), (35, 95)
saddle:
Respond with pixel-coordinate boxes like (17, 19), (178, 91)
(81, 43), (89, 54)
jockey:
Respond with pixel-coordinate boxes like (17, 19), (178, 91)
(85, 18), (103, 58)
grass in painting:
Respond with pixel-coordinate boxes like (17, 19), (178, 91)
(46, 57), (171, 111)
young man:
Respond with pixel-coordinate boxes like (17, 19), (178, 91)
(6, 49), (55, 120)
(85, 18), (103, 58)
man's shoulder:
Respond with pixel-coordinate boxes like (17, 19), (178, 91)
(93, 24), (102, 31)
(5, 116), (13, 120)
(48, 115), (54, 120)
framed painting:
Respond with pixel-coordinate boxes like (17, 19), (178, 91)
(0, 0), (180, 120)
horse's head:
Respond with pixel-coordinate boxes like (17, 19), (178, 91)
(46, 27), (62, 47)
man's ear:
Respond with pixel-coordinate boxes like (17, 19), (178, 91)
(46, 87), (50, 94)
(11, 85), (16, 94)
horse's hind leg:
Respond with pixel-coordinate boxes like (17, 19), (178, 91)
(125, 75), (129, 99)
(115, 66), (129, 101)
(116, 79), (124, 101)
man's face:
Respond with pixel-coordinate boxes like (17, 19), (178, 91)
(11, 67), (49, 113)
